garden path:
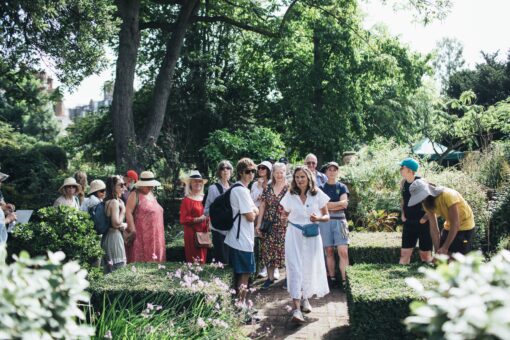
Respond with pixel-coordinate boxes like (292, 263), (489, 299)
(242, 272), (350, 339)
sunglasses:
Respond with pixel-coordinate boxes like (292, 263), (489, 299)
(117, 183), (126, 187)
(220, 167), (232, 171)
(244, 169), (257, 175)
(98, 189), (106, 193)
(257, 166), (268, 171)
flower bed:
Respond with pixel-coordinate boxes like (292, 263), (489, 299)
(89, 262), (240, 339)
(346, 263), (425, 339)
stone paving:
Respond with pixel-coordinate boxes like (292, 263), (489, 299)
(241, 273), (350, 339)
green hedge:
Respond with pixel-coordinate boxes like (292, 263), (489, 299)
(89, 262), (233, 311)
(349, 232), (419, 264)
(346, 263), (425, 339)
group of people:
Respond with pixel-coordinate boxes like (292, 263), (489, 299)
(1, 153), (476, 325)
(399, 158), (476, 263)
(180, 154), (350, 324)
(51, 170), (166, 273)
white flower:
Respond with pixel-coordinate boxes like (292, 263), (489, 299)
(197, 317), (207, 329)
(104, 330), (113, 339)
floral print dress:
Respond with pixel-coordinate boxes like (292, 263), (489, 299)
(260, 184), (289, 268)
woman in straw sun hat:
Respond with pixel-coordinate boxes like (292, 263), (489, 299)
(80, 179), (106, 212)
(53, 177), (81, 209)
(408, 179), (475, 256)
(180, 170), (209, 264)
(125, 170), (166, 263)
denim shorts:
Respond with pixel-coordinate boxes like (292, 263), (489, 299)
(228, 246), (256, 274)
(319, 218), (349, 247)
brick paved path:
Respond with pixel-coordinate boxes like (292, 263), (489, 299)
(242, 273), (350, 339)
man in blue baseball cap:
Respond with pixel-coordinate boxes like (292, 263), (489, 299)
(398, 158), (432, 264)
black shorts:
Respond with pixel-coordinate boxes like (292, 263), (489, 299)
(402, 220), (432, 251)
(440, 228), (475, 255)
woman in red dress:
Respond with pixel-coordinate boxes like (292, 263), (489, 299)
(125, 171), (166, 263)
(180, 171), (208, 264)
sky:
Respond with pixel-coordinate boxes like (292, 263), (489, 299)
(61, 0), (510, 109)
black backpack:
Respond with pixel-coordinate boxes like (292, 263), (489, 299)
(209, 183), (243, 239)
(89, 201), (110, 235)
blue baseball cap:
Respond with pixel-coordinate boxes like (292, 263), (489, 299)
(399, 158), (419, 172)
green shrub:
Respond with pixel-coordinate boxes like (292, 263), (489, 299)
(349, 232), (419, 264)
(462, 141), (510, 189)
(346, 263), (424, 339)
(405, 251), (510, 339)
(488, 182), (510, 252)
(8, 206), (103, 276)
(202, 127), (286, 172)
(0, 245), (93, 338)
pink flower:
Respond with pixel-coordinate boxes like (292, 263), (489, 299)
(247, 299), (254, 309)
(152, 253), (158, 260)
(197, 317), (207, 329)
(285, 305), (292, 312)
(107, 260), (113, 266)
(147, 303), (154, 310)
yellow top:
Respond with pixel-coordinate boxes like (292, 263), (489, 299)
(427, 189), (475, 231)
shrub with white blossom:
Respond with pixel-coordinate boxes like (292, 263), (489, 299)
(0, 245), (93, 339)
(405, 251), (510, 340)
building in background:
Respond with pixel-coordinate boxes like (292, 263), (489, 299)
(68, 83), (113, 121)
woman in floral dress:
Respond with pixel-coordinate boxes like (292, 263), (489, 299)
(256, 162), (288, 289)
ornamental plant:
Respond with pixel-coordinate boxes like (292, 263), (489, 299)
(405, 251), (510, 340)
(0, 245), (94, 338)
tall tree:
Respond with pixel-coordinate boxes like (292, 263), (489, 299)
(433, 37), (465, 95)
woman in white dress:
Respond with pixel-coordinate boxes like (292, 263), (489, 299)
(280, 166), (330, 324)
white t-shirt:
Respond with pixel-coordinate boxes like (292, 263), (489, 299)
(280, 189), (330, 225)
(224, 182), (256, 252)
(250, 181), (265, 208)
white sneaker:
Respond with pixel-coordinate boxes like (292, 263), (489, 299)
(292, 309), (305, 324)
(300, 298), (312, 313)
(274, 268), (280, 280)
(258, 266), (267, 278)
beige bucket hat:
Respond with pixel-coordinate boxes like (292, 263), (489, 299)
(59, 177), (82, 194)
(88, 179), (106, 195)
(135, 171), (161, 187)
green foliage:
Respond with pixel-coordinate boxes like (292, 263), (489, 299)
(0, 0), (117, 86)
(0, 245), (93, 338)
(405, 251), (510, 339)
(0, 140), (68, 209)
(202, 127), (286, 169)
(462, 141), (510, 189)
(362, 210), (400, 232)
(60, 109), (115, 164)
(432, 37), (465, 94)
(488, 183), (510, 252)
(8, 206), (103, 275)
(341, 137), (411, 227)
(447, 51), (510, 107)
(349, 232), (419, 264)
(346, 263), (424, 339)
(0, 61), (59, 141)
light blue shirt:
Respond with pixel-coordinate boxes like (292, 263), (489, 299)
(0, 208), (7, 244)
(316, 172), (328, 188)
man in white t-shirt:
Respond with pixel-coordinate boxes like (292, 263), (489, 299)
(224, 158), (259, 311)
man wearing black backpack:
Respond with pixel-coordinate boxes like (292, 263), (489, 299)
(224, 158), (259, 314)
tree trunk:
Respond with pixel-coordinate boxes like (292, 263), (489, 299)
(111, 0), (141, 171)
(140, 0), (201, 145)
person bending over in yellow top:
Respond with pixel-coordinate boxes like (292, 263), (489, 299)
(408, 179), (475, 256)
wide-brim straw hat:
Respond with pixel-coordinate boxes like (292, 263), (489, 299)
(181, 170), (208, 186)
(88, 179), (106, 195)
(408, 179), (445, 207)
(59, 177), (82, 194)
(135, 171), (161, 187)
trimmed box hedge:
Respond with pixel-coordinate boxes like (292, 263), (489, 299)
(346, 263), (425, 339)
(349, 232), (420, 264)
(89, 262), (233, 311)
